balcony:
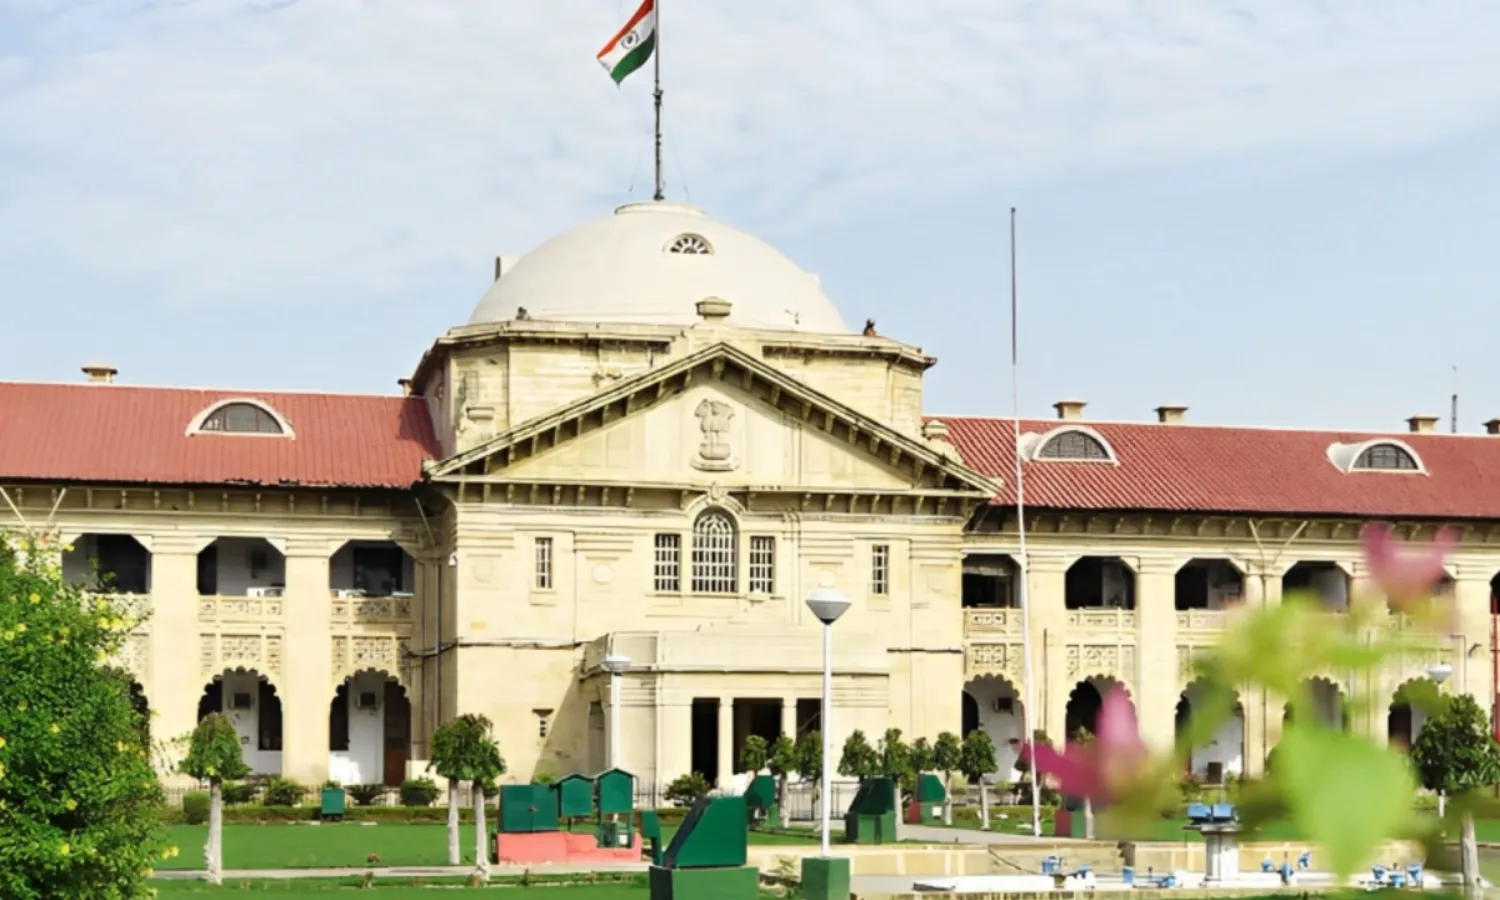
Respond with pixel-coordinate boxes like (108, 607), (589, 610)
(1176, 610), (1228, 632)
(330, 593), (414, 627)
(200, 595), (284, 625)
(1065, 609), (1136, 631)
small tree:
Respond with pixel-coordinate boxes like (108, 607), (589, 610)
(429, 714), (506, 879)
(959, 730), (998, 830)
(838, 730), (879, 781)
(664, 772), (711, 806)
(740, 734), (768, 776)
(876, 728), (911, 839)
(180, 713), (251, 885)
(0, 531), (172, 899)
(767, 734), (798, 829)
(795, 730), (823, 819)
(933, 732), (963, 825)
(1411, 694), (1500, 900)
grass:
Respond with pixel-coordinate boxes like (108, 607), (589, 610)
(158, 822), (821, 870)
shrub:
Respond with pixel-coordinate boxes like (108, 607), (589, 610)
(664, 772), (711, 807)
(183, 790), (212, 825)
(0, 531), (170, 899)
(260, 777), (306, 806)
(349, 784), (386, 807)
(532, 771), (559, 786)
(400, 777), (442, 808)
(222, 781), (257, 805)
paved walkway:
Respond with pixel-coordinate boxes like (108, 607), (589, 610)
(153, 862), (648, 881)
(900, 823), (1057, 845)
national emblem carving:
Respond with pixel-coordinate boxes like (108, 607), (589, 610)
(692, 399), (735, 472)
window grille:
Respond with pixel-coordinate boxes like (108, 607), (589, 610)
(1354, 444), (1418, 471)
(1037, 431), (1108, 460)
(691, 510), (738, 594)
(200, 402), (284, 435)
(871, 544), (890, 596)
(654, 533), (682, 592)
(534, 537), (553, 590)
(749, 536), (775, 594)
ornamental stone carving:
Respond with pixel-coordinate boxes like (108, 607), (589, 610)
(967, 642), (1023, 682)
(1066, 643), (1137, 685)
(692, 399), (735, 472)
(200, 633), (283, 678)
(109, 634), (149, 678)
(332, 634), (408, 686)
(1066, 610), (1136, 631)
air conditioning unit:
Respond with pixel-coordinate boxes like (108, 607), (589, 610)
(356, 691), (379, 710)
(231, 692), (253, 710)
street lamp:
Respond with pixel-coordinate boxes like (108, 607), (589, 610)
(806, 588), (851, 857)
(602, 654), (631, 771)
(1428, 662), (1452, 818)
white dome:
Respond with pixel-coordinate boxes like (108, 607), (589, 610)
(468, 202), (849, 333)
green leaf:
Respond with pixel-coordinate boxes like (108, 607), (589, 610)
(1276, 723), (1414, 878)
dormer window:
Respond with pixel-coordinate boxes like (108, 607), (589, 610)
(1353, 443), (1418, 471)
(1327, 439), (1425, 474)
(666, 233), (713, 255)
(1037, 430), (1109, 461)
(188, 400), (292, 437)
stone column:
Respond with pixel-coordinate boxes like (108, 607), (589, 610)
(146, 535), (210, 778)
(1135, 556), (1181, 752)
(656, 697), (692, 787)
(1026, 554), (1069, 744)
(782, 696), (798, 741)
(279, 538), (335, 786)
(717, 696), (734, 789)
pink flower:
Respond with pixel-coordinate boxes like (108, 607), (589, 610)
(1361, 522), (1457, 607)
(1021, 688), (1146, 803)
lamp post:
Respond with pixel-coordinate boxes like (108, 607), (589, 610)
(806, 588), (851, 857)
(602, 654), (631, 771)
(1428, 662), (1452, 818)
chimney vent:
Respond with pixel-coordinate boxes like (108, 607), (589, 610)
(1407, 414), (1440, 434)
(1053, 399), (1086, 421)
(696, 297), (732, 321)
(397, 378), (413, 396)
(82, 361), (117, 384)
(1155, 404), (1188, 425)
(1484, 418), (1500, 436)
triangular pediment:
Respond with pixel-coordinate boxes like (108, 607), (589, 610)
(427, 343), (998, 499)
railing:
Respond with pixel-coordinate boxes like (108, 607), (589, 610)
(330, 593), (414, 626)
(1175, 610), (1228, 632)
(200, 595), (284, 623)
(1065, 609), (1136, 630)
(964, 607), (1022, 634)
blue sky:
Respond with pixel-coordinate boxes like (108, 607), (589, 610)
(2, 1), (1498, 431)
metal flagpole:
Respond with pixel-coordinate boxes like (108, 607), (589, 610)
(1010, 206), (1042, 839)
(652, 0), (664, 201)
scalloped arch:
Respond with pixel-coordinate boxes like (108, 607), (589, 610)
(1020, 425), (1119, 464)
(1326, 438), (1425, 475)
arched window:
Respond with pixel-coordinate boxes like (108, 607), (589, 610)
(199, 402), (285, 435)
(691, 510), (738, 594)
(1037, 430), (1109, 461)
(666, 233), (713, 255)
(1353, 443), (1418, 471)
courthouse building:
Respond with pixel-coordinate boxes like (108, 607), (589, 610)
(2, 200), (1497, 789)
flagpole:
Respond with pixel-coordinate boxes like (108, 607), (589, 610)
(1010, 206), (1041, 840)
(652, 0), (664, 201)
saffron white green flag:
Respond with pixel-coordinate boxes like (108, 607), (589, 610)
(597, 0), (656, 85)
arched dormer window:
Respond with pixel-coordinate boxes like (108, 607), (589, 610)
(666, 233), (713, 255)
(187, 399), (292, 437)
(1354, 443), (1419, 471)
(691, 509), (738, 594)
(1327, 439), (1425, 475)
(1023, 426), (1116, 463)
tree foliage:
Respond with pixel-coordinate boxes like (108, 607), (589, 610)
(794, 730), (822, 785)
(838, 730), (879, 780)
(959, 730), (998, 782)
(0, 531), (170, 899)
(428, 714), (507, 790)
(180, 714), (249, 784)
(739, 734), (768, 775)
(1410, 694), (1500, 796)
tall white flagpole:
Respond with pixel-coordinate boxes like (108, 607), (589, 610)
(1010, 207), (1042, 839)
(652, 0), (664, 201)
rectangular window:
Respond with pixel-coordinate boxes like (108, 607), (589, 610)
(748, 536), (775, 594)
(534, 537), (553, 590)
(871, 544), (890, 596)
(653, 533), (681, 592)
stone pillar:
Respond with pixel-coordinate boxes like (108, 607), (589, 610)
(655, 696), (692, 787)
(782, 696), (798, 741)
(717, 697), (735, 788)
(146, 536), (209, 778)
(279, 538), (335, 785)
(1453, 565), (1494, 713)
(1135, 556), (1181, 751)
(1026, 554), (1069, 744)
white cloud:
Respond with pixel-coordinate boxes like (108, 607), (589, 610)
(0, 0), (1497, 304)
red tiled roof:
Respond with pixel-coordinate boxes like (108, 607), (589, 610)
(0, 382), (438, 489)
(939, 415), (1500, 520)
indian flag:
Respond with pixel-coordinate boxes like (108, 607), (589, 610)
(597, 0), (657, 85)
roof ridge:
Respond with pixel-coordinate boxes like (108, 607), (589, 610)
(927, 413), (1498, 440)
(0, 379), (409, 400)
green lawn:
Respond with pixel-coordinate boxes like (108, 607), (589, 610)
(153, 875), (783, 897)
(158, 822), (820, 870)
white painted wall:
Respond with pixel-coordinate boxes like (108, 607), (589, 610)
(329, 671), (387, 785)
(62, 534), (152, 592)
(1309, 680), (1343, 728)
(1184, 685), (1244, 779)
(215, 670), (282, 776)
(209, 537), (285, 596)
(1308, 567), (1349, 612)
(964, 678), (1023, 781)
